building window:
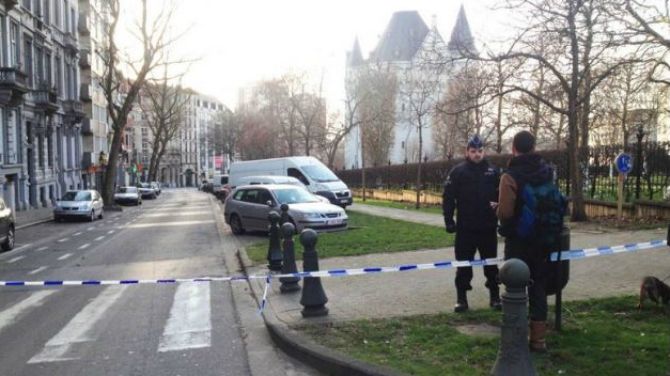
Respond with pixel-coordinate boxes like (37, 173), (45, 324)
(23, 37), (33, 88)
(54, 56), (62, 95)
(38, 134), (44, 168)
(70, 7), (75, 34)
(45, 52), (52, 87)
(44, 0), (50, 25)
(35, 45), (44, 85)
(55, 0), (61, 28)
(10, 22), (19, 68)
(47, 132), (53, 168)
(22, 0), (30, 12)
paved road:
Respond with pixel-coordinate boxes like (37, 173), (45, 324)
(0, 189), (317, 376)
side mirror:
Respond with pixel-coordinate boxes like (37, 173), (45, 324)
(266, 200), (274, 207)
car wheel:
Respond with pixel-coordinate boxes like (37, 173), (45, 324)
(2, 226), (15, 251)
(54, 215), (61, 222)
(98, 210), (104, 219)
(230, 214), (245, 235)
(89, 210), (96, 222)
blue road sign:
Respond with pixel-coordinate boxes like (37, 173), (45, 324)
(615, 153), (633, 174)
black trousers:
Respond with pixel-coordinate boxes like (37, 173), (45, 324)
(454, 228), (499, 292)
(504, 238), (549, 321)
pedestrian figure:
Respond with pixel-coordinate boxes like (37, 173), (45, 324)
(497, 130), (566, 352)
(443, 135), (502, 313)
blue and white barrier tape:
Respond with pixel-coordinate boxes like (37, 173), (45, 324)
(0, 238), (667, 287)
(549, 239), (667, 261)
(259, 274), (271, 314)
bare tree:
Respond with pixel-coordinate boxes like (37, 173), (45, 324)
(472, 0), (642, 221)
(141, 72), (191, 181)
(402, 56), (447, 208)
(98, 0), (188, 205)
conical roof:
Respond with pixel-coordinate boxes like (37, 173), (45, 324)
(448, 5), (475, 54)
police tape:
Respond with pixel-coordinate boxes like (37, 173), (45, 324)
(0, 238), (667, 287)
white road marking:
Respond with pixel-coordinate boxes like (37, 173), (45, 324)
(28, 266), (48, 275)
(8, 243), (32, 252)
(107, 230), (114, 235)
(57, 253), (72, 261)
(37, 246), (48, 251)
(158, 283), (212, 352)
(94, 236), (105, 241)
(57, 238), (69, 243)
(72, 232), (82, 236)
(87, 227), (94, 231)
(7, 256), (25, 263)
(28, 286), (128, 363)
(141, 211), (211, 218)
(127, 220), (215, 229)
(0, 291), (57, 333)
(78, 243), (90, 250)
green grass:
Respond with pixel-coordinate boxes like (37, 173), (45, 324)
(245, 211), (452, 263)
(299, 296), (669, 376)
(354, 198), (444, 214)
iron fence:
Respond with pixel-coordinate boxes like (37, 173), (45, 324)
(335, 141), (670, 203)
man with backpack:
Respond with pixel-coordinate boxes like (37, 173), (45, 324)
(497, 130), (565, 352)
(443, 135), (502, 313)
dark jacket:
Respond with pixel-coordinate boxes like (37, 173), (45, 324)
(497, 153), (554, 236)
(443, 159), (500, 231)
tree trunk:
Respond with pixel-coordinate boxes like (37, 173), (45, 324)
(102, 125), (124, 205)
(415, 122), (423, 209)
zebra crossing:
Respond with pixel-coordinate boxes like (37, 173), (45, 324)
(0, 282), (217, 364)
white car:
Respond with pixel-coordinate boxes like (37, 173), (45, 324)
(54, 190), (104, 222)
(114, 186), (142, 206)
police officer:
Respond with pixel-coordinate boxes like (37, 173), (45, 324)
(443, 135), (501, 312)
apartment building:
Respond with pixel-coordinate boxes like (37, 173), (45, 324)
(0, 0), (84, 212)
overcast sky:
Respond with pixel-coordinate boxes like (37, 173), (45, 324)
(121, 0), (512, 110)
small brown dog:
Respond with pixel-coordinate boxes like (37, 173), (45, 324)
(638, 276), (670, 311)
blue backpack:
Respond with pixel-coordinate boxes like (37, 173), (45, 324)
(515, 181), (566, 248)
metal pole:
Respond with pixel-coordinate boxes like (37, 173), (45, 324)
(635, 129), (643, 200)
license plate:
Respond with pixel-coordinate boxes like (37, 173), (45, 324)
(328, 219), (342, 225)
(339, 199), (349, 203)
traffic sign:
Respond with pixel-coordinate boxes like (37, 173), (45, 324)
(615, 153), (633, 174)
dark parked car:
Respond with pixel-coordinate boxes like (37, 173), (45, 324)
(0, 198), (15, 251)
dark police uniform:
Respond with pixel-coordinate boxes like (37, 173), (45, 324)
(443, 158), (500, 310)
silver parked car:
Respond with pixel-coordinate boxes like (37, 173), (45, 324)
(233, 175), (331, 204)
(224, 184), (347, 234)
(54, 190), (104, 222)
(114, 186), (142, 206)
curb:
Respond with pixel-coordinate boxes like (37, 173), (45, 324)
(16, 217), (53, 230)
(235, 250), (407, 376)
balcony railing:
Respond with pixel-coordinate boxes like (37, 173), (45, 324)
(32, 88), (59, 114)
(80, 83), (91, 102)
(79, 51), (91, 69)
(78, 13), (90, 36)
(3, 0), (18, 11)
(81, 118), (93, 135)
(62, 99), (85, 123)
(64, 33), (78, 53)
(0, 67), (28, 107)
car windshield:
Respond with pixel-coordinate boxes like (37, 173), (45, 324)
(140, 183), (151, 188)
(117, 187), (137, 193)
(273, 188), (320, 204)
(61, 191), (91, 201)
(300, 165), (339, 183)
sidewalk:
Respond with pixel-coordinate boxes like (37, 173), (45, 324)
(15, 207), (54, 229)
(243, 203), (670, 374)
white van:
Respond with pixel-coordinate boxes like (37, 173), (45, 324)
(211, 173), (230, 199)
(229, 156), (352, 207)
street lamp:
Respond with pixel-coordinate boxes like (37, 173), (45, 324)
(635, 125), (645, 200)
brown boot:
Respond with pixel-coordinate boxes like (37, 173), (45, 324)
(529, 321), (547, 353)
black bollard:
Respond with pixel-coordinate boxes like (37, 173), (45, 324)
(280, 204), (290, 226)
(299, 229), (328, 317)
(667, 222), (670, 248)
(553, 226), (571, 331)
(266, 211), (283, 271)
(491, 258), (537, 376)
(279, 222), (301, 293)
